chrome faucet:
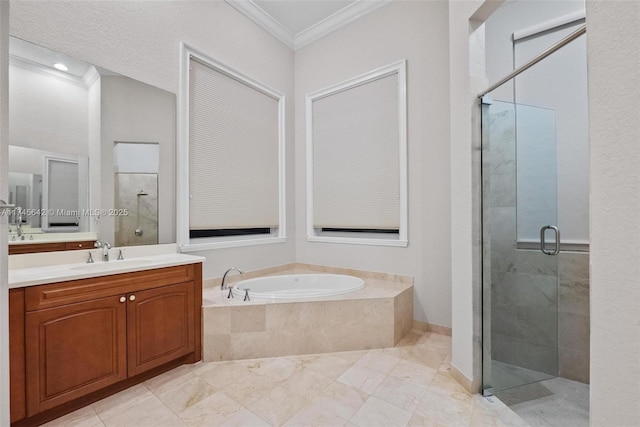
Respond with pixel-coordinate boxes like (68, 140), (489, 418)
(221, 267), (244, 290)
(15, 208), (24, 240)
(94, 240), (111, 261)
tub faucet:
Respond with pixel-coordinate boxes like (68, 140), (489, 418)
(221, 267), (244, 290)
(94, 240), (111, 261)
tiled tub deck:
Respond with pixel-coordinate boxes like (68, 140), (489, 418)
(202, 264), (414, 361)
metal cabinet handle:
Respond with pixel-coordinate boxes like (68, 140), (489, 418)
(129, 295), (136, 302)
(540, 225), (560, 255)
(119, 296), (126, 303)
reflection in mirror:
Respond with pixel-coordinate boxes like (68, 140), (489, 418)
(114, 142), (159, 246)
(8, 171), (41, 227)
(8, 146), (89, 238)
(9, 36), (176, 249)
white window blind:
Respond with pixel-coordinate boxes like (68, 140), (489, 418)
(47, 159), (79, 225)
(311, 73), (400, 230)
(188, 58), (280, 231)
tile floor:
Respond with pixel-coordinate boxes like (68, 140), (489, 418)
(495, 377), (589, 427)
(43, 330), (529, 427)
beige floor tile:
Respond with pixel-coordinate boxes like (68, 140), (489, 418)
(178, 391), (242, 426)
(373, 375), (427, 412)
(380, 346), (409, 359)
(313, 380), (368, 420)
(200, 360), (265, 391)
(396, 332), (422, 347)
(469, 395), (530, 427)
(295, 353), (356, 379)
(102, 394), (185, 427)
(389, 359), (438, 386)
(331, 349), (368, 363)
(92, 384), (155, 421)
(283, 403), (350, 427)
(254, 356), (301, 381)
(401, 345), (447, 370)
(413, 389), (474, 427)
(219, 371), (283, 405)
(283, 367), (334, 399)
(417, 332), (452, 351)
(219, 408), (271, 427)
(245, 385), (310, 425)
(337, 364), (387, 395)
(407, 412), (445, 427)
(354, 350), (402, 374)
(157, 376), (217, 414)
(428, 372), (473, 402)
(40, 327), (534, 427)
(42, 405), (103, 427)
(350, 395), (413, 427)
(144, 364), (198, 395)
(190, 360), (220, 377)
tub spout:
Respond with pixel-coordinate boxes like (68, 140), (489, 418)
(221, 267), (244, 290)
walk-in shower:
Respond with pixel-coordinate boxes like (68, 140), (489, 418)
(480, 3), (589, 425)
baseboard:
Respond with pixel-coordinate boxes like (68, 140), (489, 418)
(412, 320), (452, 336)
(450, 363), (481, 394)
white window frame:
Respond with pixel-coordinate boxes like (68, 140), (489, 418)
(305, 59), (408, 247)
(177, 43), (286, 252)
(42, 156), (81, 232)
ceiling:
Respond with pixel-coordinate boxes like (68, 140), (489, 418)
(226, 0), (392, 50)
(10, 37), (92, 79)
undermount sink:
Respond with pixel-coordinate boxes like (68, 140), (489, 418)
(71, 259), (156, 271)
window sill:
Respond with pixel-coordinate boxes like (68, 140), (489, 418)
(307, 235), (408, 247)
(180, 236), (286, 252)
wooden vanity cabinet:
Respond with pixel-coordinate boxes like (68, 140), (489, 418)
(10, 263), (202, 425)
(25, 295), (128, 415)
(127, 281), (195, 376)
(9, 240), (96, 255)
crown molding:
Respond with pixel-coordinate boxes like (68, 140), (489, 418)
(9, 55), (86, 88)
(225, 0), (296, 49)
(295, 0), (392, 49)
(225, 0), (392, 51)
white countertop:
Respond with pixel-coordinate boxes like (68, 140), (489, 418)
(9, 244), (204, 289)
(9, 232), (97, 244)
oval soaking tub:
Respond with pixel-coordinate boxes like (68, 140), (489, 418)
(231, 274), (365, 299)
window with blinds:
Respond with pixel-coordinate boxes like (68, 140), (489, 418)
(44, 158), (80, 230)
(180, 47), (285, 249)
(306, 60), (407, 246)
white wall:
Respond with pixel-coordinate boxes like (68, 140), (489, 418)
(449, 0), (490, 391)
(294, 1), (452, 328)
(87, 75), (101, 234)
(100, 76), (175, 245)
(0, 1), (8, 423)
(9, 0), (297, 279)
(9, 62), (89, 156)
(484, 0), (589, 245)
(587, 0), (640, 424)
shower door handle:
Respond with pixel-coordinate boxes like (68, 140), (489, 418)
(540, 225), (560, 255)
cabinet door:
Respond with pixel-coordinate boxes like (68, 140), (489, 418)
(127, 281), (195, 376)
(25, 296), (127, 416)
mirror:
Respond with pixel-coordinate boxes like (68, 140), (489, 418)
(8, 146), (89, 236)
(9, 36), (176, 249)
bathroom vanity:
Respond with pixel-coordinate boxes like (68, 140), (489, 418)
(8, 240), (97, 255)
(8, 249), (203, 426)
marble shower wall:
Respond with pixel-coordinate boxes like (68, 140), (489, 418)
(115, 173), (158, 246)
(483, 102), (590, 384)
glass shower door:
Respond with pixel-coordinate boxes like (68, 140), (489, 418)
(481, 99), (560, 395)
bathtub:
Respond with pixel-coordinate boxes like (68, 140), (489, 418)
(201, 264), (414, 362)
(231, 273), (365, 299)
